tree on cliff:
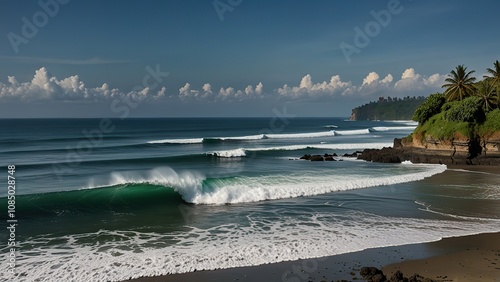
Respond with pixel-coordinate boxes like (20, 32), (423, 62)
(483, 60), (500, 87)
(442, 65), (476, 102)
(475, 80), (498, 112)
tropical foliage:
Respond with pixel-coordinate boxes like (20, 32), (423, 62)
(412, 93), (445, 124)
(410, 60), (500, 142)
(475, 79), (498, 111)
(442, 65), (476, 102)
(483, 60), (500, 86)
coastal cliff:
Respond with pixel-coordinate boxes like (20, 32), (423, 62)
(349, 96), (425, 121)
(357, 60), (500, 166)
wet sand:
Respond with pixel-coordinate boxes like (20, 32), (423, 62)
(127, 232), (500, 282)
(383, 232), (500, 282)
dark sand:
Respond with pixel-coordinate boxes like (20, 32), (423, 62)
(127, 232), (500, 282)
(127, 166), (500, 282)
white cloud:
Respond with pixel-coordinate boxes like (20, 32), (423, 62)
(0, 67), (446, 104)
(202, 83), (212, 94)
(362, 72), (380, 86)
(394, 68), (446, 92)
(277, 69), (444, 100)
(255, 82), (263, 95)
(277, 74), (353, 98)
(0, 67), (165, 102)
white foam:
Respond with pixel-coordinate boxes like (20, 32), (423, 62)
(6, 211), (498, 282)
(370, 126), (417, 131)
(323, 125), (338, 128)
(208, 142), (392, 158)
(332, 129), (370, 136)
(266, 131), (335, 139)
(216, 134), (266, 141)
(249, 142), (393, 152)
(185, 164), (447, 205)
(210, 148), (247, 158)
(415, 200), (500, 221)
(401, 160), (413, 165)
(385, 120), (419, 126)
(147, 138), (203, 144)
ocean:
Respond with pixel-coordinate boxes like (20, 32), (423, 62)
(1, 118), (499, 281)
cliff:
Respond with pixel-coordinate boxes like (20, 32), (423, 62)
(350, 96), (425, 121)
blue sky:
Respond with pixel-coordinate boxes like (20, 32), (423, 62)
(1, 0), (499, 117)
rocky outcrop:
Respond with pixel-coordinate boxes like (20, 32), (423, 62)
(358, 138), (500, 166)
(360, 267), (436, 282)
(300, 154), (339, 161)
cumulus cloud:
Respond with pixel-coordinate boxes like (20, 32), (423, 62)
(277, 74), (353, 98)
(277, 68), (445, 100)
(1, 67), (446, 104)
(394, 68), (446, 92)
(0, 67), (166, 102)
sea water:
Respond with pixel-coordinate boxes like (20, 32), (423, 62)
(0, 118), (498, 281)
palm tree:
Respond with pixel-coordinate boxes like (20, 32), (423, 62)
(483, 60), (500, 86)
(442, 65), (476, 101)
(475, 80), (498, 111)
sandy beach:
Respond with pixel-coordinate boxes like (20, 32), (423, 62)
(127, 232), (500, 282)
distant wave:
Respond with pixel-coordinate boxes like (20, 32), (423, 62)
(147, 125), (417, 145)
(370, 126), (417, 132)
(148, 138), (204, 144)
(209, 142), (393, 158)
(332, 129), (370, 136)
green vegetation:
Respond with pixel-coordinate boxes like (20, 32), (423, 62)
(479, 109), (500, 137)
(442, 65), (476, 102)
(412, 93), (445, 124)
(350, 96), (425, 121)
(412, 61), (500, 142)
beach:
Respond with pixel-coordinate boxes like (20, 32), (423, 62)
(126, 165), (500, 282)
(128, 232), (500, 282)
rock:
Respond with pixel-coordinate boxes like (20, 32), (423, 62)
(343, 152), (358, 158)
(393, 138), (403, 149)
(324, 156), (336, 161)
(389, 270), (407, 282)
(360, 267), (386, 281)
(300, 154), (311, 160)
(372, 273), (387, 282)
(310, 155), (324, 161)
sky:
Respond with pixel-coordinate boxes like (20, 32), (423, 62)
(0, 0), (499, 118)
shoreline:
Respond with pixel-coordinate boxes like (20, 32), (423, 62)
(124, 156), (500, 282)
(126, 232), (500, 282)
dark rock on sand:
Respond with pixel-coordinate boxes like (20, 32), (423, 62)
(360, 267), (435, 282)
(360, 267), (386, 282)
